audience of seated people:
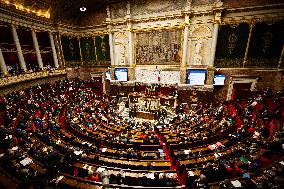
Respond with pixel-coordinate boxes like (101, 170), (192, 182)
(0, 64), (60, 78)
(0, 78), (283, 188)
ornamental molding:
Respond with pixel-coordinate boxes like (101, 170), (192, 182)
(225, 3), (284, 14)
(221, 13), (284, 25)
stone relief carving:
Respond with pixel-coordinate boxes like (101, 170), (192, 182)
(135, 69), (159, 82)
(113, 32), (129, 65)
(192, 0), (214, 6)
(135, 69), (180, 84)
(190, 25), (212, 38)
(131, 0), (186, 16)
(160, 70), (180, 84)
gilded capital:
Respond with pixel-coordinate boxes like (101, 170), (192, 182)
(214, 12), (222, 24)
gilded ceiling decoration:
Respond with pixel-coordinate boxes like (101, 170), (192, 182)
(0, 0), (53, 18)
(0, 0), (128, 23)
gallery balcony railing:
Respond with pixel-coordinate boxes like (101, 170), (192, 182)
(0, 69), (66, 87)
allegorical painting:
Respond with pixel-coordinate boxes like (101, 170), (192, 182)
(135, 29), (182, 65)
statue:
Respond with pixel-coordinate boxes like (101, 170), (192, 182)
(192, 41), (203, 65)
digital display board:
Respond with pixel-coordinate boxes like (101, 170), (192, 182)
(114, 68), (128, 81)
(186, 69), (206, 85)
(214, 74), (225, 85)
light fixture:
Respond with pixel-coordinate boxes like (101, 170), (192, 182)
(80, 7), (86, 12)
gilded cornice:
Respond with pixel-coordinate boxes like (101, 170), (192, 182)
(131, 24), (184, 33)
(0, 7), (55, 32)
(109, 14), (185, 27)
(0, 4), (50, 22)
(225, 3), (284, 14)
(221, 14), (284, 25)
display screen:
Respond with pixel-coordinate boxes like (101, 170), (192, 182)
(114, 68), (128, 81)
(106, 71), (111, 80)
(214, 74), (225, 85)
(186, 69), (206, 85)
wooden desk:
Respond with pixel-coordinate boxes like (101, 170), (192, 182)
(73, 162), (177, 179)
(99, 156), (171, 170)
(136, 112), (156, 120)
(60, 173), (102, 189)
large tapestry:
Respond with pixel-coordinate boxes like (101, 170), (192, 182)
(61, 34), (110, 67)
(135, 29), (182, 65)
(80, 37), (95, 66)
(215, 23), (250, 68)
(246, 21), (284, 68)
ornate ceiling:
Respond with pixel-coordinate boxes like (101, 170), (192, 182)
(0, 0), (283, 25)
(51, 0), (128, 23)
(0, 0), (128, 23)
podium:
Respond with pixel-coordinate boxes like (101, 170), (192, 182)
(128, 92), (177, 120)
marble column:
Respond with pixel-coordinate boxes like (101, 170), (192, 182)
(11, 25), (27, 71)
(206, 68), (215, 85)
(108, 31), (115, 66)
(56, 33), (64, 68)
(180, 67), (187, 84)
(128, 23), (134, 66)
(31, 29), (44, 70)
(0, 48), (8, 74)
(49, 32), (59, 68)
(209, 23), (219, 67)
(182, 25), (189, 67)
